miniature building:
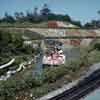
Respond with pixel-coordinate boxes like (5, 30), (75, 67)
(48, 21), (78, 28)
(48, 21), (58, 28)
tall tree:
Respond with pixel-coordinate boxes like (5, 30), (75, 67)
(40, 4), (51, 16)
(40, 4), (51, 21)
(2, 12), (15, 23)
(33, 7), (40, 22)
(33, 7), (38, 16)
(14, 12), (20, 21)
(14, 12), (25, 22)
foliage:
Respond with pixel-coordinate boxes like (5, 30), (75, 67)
(43, 66), (68, 83)
(2, 12), (15, 23)
(0, 57), (11, 65)
(0, 69), (44, 100)
(43, 58), (82, 83)
(82, 41), (100, 65)
(0, 31), (23, 56)
(91, 41), (100, 50)
(65, 58), (82, 72)
(31, 83), (49, 98)
(88, 50), (100, 65)
(84, 20), (100, 28)
(40, 4), (51, 16)
(0, 3), (82, 27)
(0, 3), (100, 27)
(0, 79), (16, 100)
(0, 30), (35, 60)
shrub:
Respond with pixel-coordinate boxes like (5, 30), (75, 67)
(43, 66), (68, 83)
(0, 69), (44, 100)
(0, 79), (16, 100)
(66, 58), (82, 72)
(88, 50), (100, 65)
(31, 84), (49, 98)
(79, 46), (92, 66)
(0, 57), (11, 65)
(43, 58), (83, 83)
(24, 74), (43, 88)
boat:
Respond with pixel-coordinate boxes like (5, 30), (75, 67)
(42, 48), (65, 66)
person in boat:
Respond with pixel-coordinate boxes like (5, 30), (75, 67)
(43, 50), (52, 66)
(43, 47), (65, 66)
(50, 48), (61, 65)
(58, 50), (65, 64)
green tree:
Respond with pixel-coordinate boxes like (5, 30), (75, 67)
(14, 12), (25, 22)
(40, 4), (51, 16)
(2, 12), (15, 23)
(40, 4), (51, 21)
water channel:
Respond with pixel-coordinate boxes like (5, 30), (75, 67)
(83, 88), (100, 100)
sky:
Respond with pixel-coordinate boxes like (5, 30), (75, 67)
(0, 0), (100, 24)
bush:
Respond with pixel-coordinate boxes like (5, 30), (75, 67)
(88, 50), (100, 65)
(0, 79), (16, 100)
(43, 58), (83, 83)
(43, 66), (68, 83)
(0, 57), (11, 65)
(79, 46), (92, 66)
(24, 74), (43, 88)
(91, 41), (100, 50)
(0, 67), (44, 99)
(31, 84), (49, 98)
(66, 58), (82, 72)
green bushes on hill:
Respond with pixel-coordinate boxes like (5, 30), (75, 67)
(43, 66), (68, 83)
(43, 58), (82, 83)
(88, 50), (100, 65)
(65, 58), (82, 72)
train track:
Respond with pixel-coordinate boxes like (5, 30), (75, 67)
(49, 69), (100, 100)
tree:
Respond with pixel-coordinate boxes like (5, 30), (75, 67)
(14, 12), (25, 22)
(0, 18), (2, 23)
(11, 33), (23, 48)
(63, 14), (71, 22)
(40, 4), (51, 16)
(40, 4), (51, 21)
(71, 20), (82, 27)
(33, 7), (41, 23)
(2, 12), (15, 23)
(84, 22), (93, 28)
(14, 12), (20, 21)
(84, 20), (100, 28)
(33, 7), (38, 16)
(26, 10), (35, 22)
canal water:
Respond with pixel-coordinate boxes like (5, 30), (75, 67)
(63, 47), (80, 59)
(33, 53), (43, 80)
(83, 88), (100, 100)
